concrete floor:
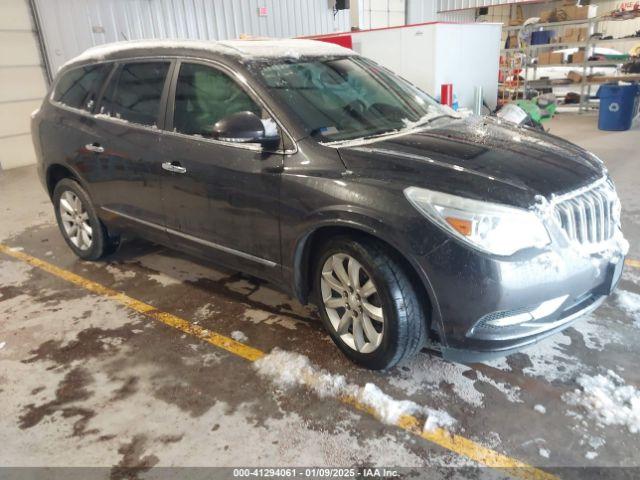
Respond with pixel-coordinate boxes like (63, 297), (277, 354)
(1, 113), (639, 477)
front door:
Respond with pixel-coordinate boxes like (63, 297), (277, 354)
(159, 61), (284, 279)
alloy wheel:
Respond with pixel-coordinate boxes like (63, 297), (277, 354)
(320, 253), (384, 353)
(59, 190), (93, 251)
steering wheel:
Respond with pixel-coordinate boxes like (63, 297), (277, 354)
(344, 99), (367, 116)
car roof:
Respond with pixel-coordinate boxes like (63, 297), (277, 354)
(62, 38), (355, 70)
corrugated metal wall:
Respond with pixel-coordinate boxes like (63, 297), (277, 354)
(34, 0), (351, 73)
(437, 0), (537, 13)
(406, 0), (475, 24)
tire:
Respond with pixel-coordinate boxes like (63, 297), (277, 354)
(53, 178), (118, 261)
(313, 236), (427, 370)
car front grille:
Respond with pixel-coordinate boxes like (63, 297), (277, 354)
(552, 179), (620, 246)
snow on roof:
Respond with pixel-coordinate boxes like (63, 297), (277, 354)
(220, 38), (354, 57)
(62, 38), (354, 70)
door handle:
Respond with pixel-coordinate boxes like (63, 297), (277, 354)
(162, 161), (187, 174)
(85, 143), (104, 153)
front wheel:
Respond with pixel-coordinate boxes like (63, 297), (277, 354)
(313, 236), (427, 370)
(53, 178), (118, 261)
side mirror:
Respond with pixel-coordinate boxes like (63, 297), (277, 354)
(212, 111), (279, 146)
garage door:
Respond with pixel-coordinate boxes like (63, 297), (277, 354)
(360, 0), (406, 29)
(0, 0), (48, 170)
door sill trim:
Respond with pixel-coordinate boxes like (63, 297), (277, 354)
(101, 207), (277, 268)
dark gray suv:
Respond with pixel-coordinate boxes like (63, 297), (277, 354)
(31, 39), (627, 369)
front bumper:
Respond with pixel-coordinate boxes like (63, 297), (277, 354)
(418, 232), (626, 363)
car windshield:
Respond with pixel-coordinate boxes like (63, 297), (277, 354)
(250, 55), (450, 143)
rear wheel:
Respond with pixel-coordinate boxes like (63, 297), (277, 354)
(53, 178), (118, 260)
(313, 236), (427, 370)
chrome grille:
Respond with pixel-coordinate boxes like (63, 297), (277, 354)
(553, 179), (619, 245)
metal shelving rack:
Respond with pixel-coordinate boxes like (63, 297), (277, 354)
(499, 16), (638, 112)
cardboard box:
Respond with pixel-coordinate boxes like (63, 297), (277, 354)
(538, 51), (551, 64)
(538, 51), (564, 64)
(539, 9), (554, 22)
(506, 34), (519, 49)
(567, 70), (583, 83)
(558, 5), (597, 20)
(549, 51), (564, 63)
(571, 50), (586, 64)
(561, 27), (588, 43)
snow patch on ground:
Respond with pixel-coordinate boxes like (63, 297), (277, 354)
(388, 355), (484, 407)
(614, 290), (640, 325)
(622, 267), (640, 285)
(254, 348), (455, 431)
(243, 308), (305, 331)
(230, 330), (248, 342)
(194, 303), (218, 322)
(147, 272), (182, 287)
(563, 370), (640, 433)
(105, 264), (136, 283)
(571, 312), (624, 350)
(585, 451), (598, 460)
(538, 448), (550, 458)
(0, 259), (33, 286)
(476, 371), (523, 403)
(521, 332), (583, 382)
(423, 408), (456, 432)
(481, 356), (512, 372)
(534, 404), (546, 414)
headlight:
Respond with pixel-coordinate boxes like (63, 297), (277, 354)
(404, 187), (550, 256)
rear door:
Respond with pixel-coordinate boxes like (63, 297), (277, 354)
(158, 60), (286, 279)
(44, 62), (113, 192)
(90, 60), (173, 232)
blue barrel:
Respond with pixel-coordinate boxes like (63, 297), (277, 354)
(596, 83), (640, 131)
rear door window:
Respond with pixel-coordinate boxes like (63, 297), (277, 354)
(53, 64), (111, 111)
(100, 62), (170, 127)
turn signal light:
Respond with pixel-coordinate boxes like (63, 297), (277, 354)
(445, 217), (472, 236)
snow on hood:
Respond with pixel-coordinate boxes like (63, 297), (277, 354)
(62, 38), (354, 71)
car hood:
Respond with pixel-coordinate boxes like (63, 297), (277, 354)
(335, 116), (604, 209)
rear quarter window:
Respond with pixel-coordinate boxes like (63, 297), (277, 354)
(53, 64), (111, 111)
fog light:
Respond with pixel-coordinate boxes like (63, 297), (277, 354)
(483, 295), (569, 327)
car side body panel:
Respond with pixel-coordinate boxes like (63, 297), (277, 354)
(32, 44), (626, 362)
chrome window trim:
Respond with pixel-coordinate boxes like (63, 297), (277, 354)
(50, 54), (298, 155)
(101, 207), (277, 268)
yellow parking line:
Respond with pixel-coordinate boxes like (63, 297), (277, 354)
(0, 244), (263, 362)
(626, 259), (640, 269)
(0, 243), (557, 480)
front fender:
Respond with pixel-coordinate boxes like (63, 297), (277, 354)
(287, 208), (448, 346)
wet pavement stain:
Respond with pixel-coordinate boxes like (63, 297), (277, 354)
(23, 324), (139, 366)
(110, 435), (159, 480)
(19, 366), (98, 437)
(111, 376), (139, 402)
(157, 433), (183, 444)
(0, 285), (24, 303)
